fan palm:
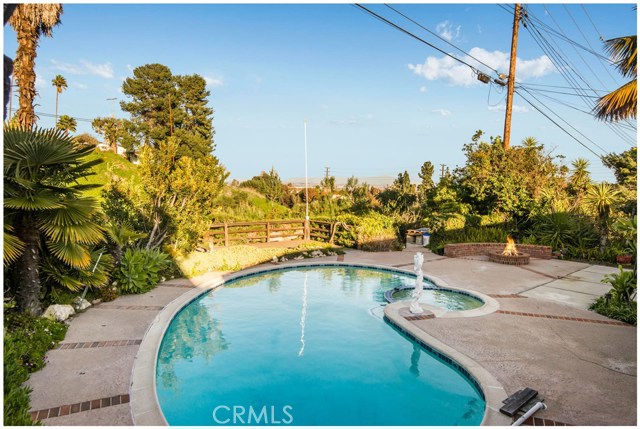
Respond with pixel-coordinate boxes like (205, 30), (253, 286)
(51, 74), (67, 123)
(4, 126), (105, 315)
(56, 114), (77, 135)
(594, 35), (637, 122)
(8, 3), (63, 128)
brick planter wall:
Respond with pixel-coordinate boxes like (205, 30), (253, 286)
(444, 242), (552, 259)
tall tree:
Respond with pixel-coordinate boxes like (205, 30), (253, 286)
(594, 35), (637, 122)
(4, 126), (105, 315)
(417, 161), (435, 205)
(51, 74), (67, 123)
(56, 114), (76, 135)
(121, 64), (215, 158)
(8, 3), (62, 128)
(568, 158), (591, 211)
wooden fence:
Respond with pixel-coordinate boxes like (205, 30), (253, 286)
(203, 219), (340, 248)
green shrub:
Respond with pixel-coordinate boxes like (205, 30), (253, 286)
(334, 213), (401, 251)
(4, 305), (68, 426)
(590, 266), (637, 325)
(428, 226), (509, 254)
(590, 298), (637, 325)
(114, 248), (170, 294)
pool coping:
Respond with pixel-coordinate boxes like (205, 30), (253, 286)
(129, 261), (504, 426)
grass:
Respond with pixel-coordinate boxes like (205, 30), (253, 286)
(80, 149), (140, 200)
(175, 242), (344, 277)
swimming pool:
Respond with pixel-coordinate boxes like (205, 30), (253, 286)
(155, 265), (486, 425)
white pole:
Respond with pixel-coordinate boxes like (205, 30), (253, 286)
(304, 119), (309, 221)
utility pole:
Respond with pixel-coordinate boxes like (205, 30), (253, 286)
(503, 3), (521, 151)
(168, 93), (173, 136)
(440, 164), (446, 179)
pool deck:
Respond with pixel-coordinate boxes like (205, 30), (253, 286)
(26, 245), (636, 426)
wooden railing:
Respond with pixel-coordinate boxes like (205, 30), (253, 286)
(203, 219), (340, 248)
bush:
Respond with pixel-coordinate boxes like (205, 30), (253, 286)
(334, 213), (401, 251)
(428, 226), (509, 255)
(4, 305), (68, 426)
(114, 248), (170, 294)
(590, 266), (637, 325)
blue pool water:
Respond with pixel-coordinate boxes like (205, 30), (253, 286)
(156, 266), (485, 426)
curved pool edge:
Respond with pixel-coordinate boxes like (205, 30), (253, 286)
(384, 302), (511, 426)
(130, 261), (503, 426)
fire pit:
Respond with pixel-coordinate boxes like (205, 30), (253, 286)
(489, 235), (530, 266)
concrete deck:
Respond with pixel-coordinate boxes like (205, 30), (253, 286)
(26, 245), (636, 426)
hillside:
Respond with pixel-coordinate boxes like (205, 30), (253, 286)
(81, 149), (140, 200)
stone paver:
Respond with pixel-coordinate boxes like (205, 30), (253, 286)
(26, 246), (636, 426)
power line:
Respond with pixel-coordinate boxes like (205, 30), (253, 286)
(515, 89), (604, 159)
(580, 4), (605, 42)
(383, 3), (501, 76)
(353, 4), (485, 76)
(521, 11), (636, 147)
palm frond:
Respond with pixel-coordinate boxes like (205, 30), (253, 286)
(604, 36), (637, 79)
(594, 80), (637, 122)
(3, 194), (64, 210)
(46, 240), (92, 269)
(4, 229), (25, 266)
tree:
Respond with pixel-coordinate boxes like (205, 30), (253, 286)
(121, 64), (215, 158)
(456, 131), (567, 221)
(242, 168), (284, 204)
(51, 74), (67, 123)
(594, 35), (637, 122)
(92, 116), (121, 151)
(8, 4), (63, 128)
(4, 126), (105, 315)
(377, 171), (417, 215)
(583, 183), (622, 253)
(74, 132), (100, 147)
(56, 114), (76, 134)
(417, 161), (435, 204)
(568, 158), (591, 211)
(602, 147), (637, 190)
(137, 137), (228, 251)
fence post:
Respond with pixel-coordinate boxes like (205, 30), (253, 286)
(224, 222), (229, 247)
(266, 221), (271, 243)
(304, 219), (310, 241)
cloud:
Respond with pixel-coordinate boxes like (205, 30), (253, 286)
(419, 86), (427, 93)
(436, 20), (461, 42)
(74, 82), (88, 90)
(50, 59), (114, 78)
(408, 47), (555, 87)
(35, 74), (46, 89)
(431, 109), (452, 116)
(487, 104), (529, 113)
(204, 76), (224, 87)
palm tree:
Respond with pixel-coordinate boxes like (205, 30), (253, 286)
(8, 3), (63, 128)
(56, 114), (77, 135)
(583, 183), (621, 253)
(594, 35), (637, 122)
(51, 74), (67, 123)
(569, 158), (591, 211)
(4, 126), (105, 315)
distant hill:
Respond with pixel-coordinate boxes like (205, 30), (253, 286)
(284, 176), (395, 189)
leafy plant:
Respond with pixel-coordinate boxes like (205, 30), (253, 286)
(602, 266), (637, 303)
(590, 266), (637, 326)
(114, 248), (170, 294)
(4, 303), (67, 426)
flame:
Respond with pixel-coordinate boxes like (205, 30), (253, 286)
(502, 235), (518, 256)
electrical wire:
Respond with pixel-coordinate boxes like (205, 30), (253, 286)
(353, 4), (485, 77)
(521, 10), (636, 146)
(515, 88), (604, 158)
(383, 3), (501, 76)
(581, 4), (605, 42)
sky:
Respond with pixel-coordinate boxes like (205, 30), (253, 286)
(3, 2), (637, 184)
